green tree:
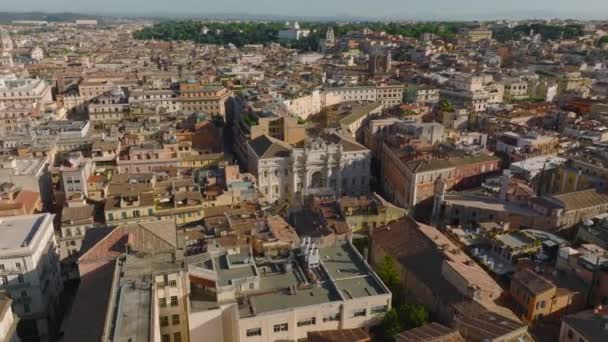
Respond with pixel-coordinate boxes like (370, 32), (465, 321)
(438, 99), (454, 112)
(398, 303), (430, 330)
(377, 308), (402, 342)
(376, 256), (400, 289)
(376, 255), (403, 304)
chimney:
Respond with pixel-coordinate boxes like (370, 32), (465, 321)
(126, 233), (135, 254)
(499, 170), (511, 201)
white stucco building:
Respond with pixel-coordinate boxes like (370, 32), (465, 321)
(0, 214), (63, 342)
(188, 242), (391, 342)
(278, 22), (310, 41)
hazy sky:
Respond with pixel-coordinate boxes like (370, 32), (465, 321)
(3, 0), (608, 20)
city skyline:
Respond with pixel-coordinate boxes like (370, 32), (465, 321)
(2, 0), (608, 20)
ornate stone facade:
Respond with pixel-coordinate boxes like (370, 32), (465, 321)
(249, 133), (371, 203)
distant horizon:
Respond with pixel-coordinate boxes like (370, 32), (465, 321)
(2, 0), (608, 21)
(1, 10), (607, 23)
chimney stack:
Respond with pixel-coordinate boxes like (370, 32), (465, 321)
(499, 170), (511, 201)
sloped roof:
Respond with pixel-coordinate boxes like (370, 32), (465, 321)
(405, 153), (499, 173)
(249, 134), (293, 159)
(512, 269), (555, 295)
(61, 204), (95, 224)
(78, 221), (177, 263)
(549, 189), (608, 211)
(372, 217), (503, 308)
(308, 328), (371, 342)
(396, 322), (464, 342)
(61, 261), (117, 342)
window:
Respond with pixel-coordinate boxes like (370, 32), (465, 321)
(246, 328), (262, 337)
(297, 317), (316, 327)
(23, 303), (30, 313)
(169, 280), (177, 287)
(1, 276), (7, 285)
(15, 262), (21, 270)
(0, 264), (4, 271)
(159, 298), (167, 307)
(273, 323), (288, 332)
(21, 290), (27, 298)
(160, 316), (169, 327)
(323, 313), (340, 322)
(172, 314), (180, 325)
(174, 332), (182, 342)
(353, 309), (366, 318)
(17, 275), (24, 284)
(371, 305), (388, 314)
(161, 334), (170, 342)
(170, 296), (178, 307)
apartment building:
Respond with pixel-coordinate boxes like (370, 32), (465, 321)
(0, 183), (41, 217)
(87, 92), (129, 127)
(0, 295), (19, 342)
(188, 240), (391, 342)
(34, 120), (91, 140)
(381, 143), (499, 208)
(117, 142), (180, 173)
(0, 75), (53, 135)
(104, 174), (206, 227)
(0, 157), (52, 210)
(153, 178), (205, 226)
(556, 245), (608, 306)
(179, 83), (232, 118)
(51, 152), (93, 201)
(0, 76), (52, 109)
(129, 88), (181, 113)
(559, 307), (608, 342)
(282, 90), (322, 120)
(403, 85), (440, 105)
(440, 74), (504, 112)
(323, 85), (403, 109)
(78, 75), (139, 101)
(496, 132), (559, 157)
(63, 221), (181, 342)
(337, 101), (384, 138)
(323, 86), (378, 106)
(232, 108), (306, 165)
(91, 138), (121, 167)
(511, 268), (581, 322)
(0, 214), (63, 342)
(104, 181), (156, 225)
(459, 28), (493, 42)
(338, 193), (407, 233)
(502, 77), (529, 102)
(376, 85), (404, 108)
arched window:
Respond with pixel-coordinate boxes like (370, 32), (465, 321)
(310, 171), (324, 189)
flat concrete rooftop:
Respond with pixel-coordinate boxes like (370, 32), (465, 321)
(241, 283), (340, 318)
(0, 214), (48, 249)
